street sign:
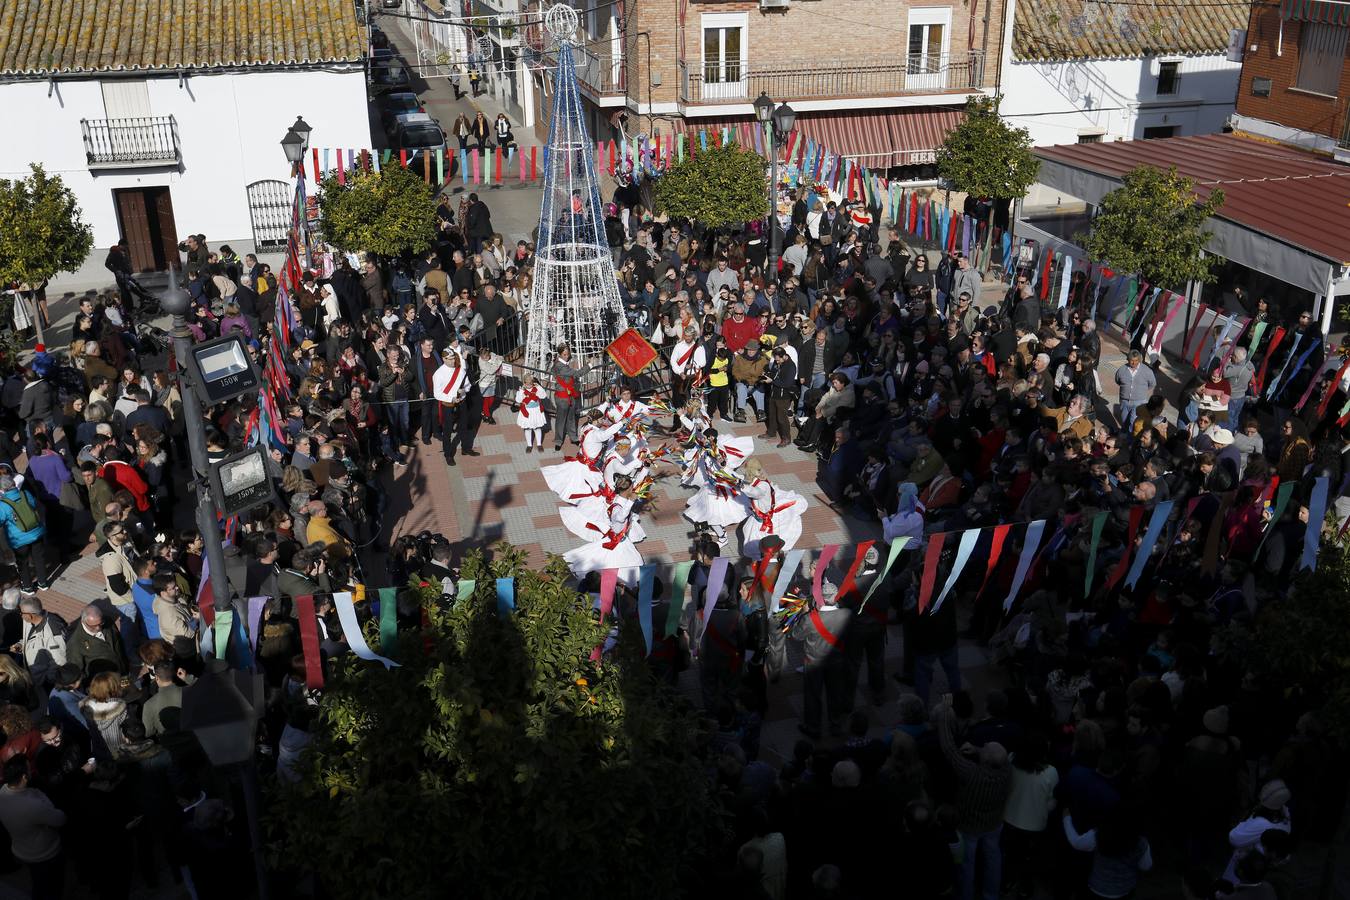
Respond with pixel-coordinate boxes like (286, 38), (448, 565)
(186, 334), (260, 406)
(209, 446), (276, 518)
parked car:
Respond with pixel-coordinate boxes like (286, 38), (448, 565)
(370, 25), (390, 50)
(391, 114), (447, 173)
(382, 0), (399, 8)
(370, 59), (411, 93)
(379, 92), (425, 136)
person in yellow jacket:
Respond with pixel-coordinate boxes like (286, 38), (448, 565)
(708, 345), (733, 422)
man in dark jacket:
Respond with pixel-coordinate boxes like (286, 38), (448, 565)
(64, 605), (126, 676)
(465, 193), (494, 254)
(789, 580), (852, 738)
(476, 284), (510, 348)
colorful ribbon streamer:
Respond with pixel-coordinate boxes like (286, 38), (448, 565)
(770, 549), (806, 614)
(1302, 477), (1329, 571)
(1124, 501), (1175, 589)
(334, 592), (400, 669)
(917, 533), (946, 615)
(1083, 511), (1109, 597)
(295, 594), (324, 689)
(1002, 520), (1046, 612)
(812, 544), (840, 605)
(933, 528), (981, 613)
(378, 587), (398, 654)
(496, 577), (515, 619)
(698, 557), (731, 651)
(665, 561), (693, 638)
(862, 537), (910, 607)
(213, 609), (233, 660)
(637, 563), (656, 654)
(456, 578), (476, 606)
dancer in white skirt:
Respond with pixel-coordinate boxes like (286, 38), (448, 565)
(563, 477), (644, 586)
(602, 435), (650, 486)
(678, 428), (751, 546)
(738, 458), (809, 559)
(515, 373), (548, 453)
(559, 474), (648, 544)
(542, 410), (622, 503)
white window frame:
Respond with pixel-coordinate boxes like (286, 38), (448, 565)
(700, 12), (749, 101)
(906, 7), (953, 91)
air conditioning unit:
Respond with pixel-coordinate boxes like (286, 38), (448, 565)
(761, 0), (790, 9)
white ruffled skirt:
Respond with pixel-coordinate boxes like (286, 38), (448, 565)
(542, 460), (603, 503)
(740, 489), (809, 559)
(564, 537), (644, 586)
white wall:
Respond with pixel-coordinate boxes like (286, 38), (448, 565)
(0, 68), (371, 263)
(1000, 54), (1241, 146)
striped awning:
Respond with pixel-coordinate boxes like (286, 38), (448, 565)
(1280, 0), (1350, 25)
(681, 107), (966, 169)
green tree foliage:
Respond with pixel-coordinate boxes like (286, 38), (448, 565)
(654, 144), (767, 229)
(1078, 165), (1224, 290)
(936, 96), (1040, 201)
(936, 96), (1039, 265)
(1218, 540), (1350, 741)
(269, 544), (725, 900)
(317, 164), (437, 257)
(0, 164), (94, 288)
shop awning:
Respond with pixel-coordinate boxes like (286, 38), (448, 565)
(1280, 0), (1350, 25)
(681, 107), (966, 169)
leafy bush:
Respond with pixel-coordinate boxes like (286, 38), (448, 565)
(654, 144), (767, 229)
(317, 164), (438, 258)
(268, 543), (725, 900)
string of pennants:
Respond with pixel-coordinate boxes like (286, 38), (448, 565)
(194, 475), (1333, 688)
(1022, 247), (1350, 418)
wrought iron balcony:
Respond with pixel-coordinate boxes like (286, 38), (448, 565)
(681, 51), (985, 104)
(81, 116), (181, 169)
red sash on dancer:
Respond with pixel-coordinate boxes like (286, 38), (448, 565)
(674, 342), (698, 370)
(521, 387), (543, 407)
(750, 484), (794, 534)
(555, 376), (579, 401)
(808, 609), (840, 648)
(569, 484), (617, 502)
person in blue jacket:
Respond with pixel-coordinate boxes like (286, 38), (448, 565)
(131, 557), (160, 641)
(0, 474), (48, 591)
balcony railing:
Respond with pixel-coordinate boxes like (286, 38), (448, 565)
(81, 116), (181, 169)
(543, 48), (625, 95)
(681, 52), (985, 104)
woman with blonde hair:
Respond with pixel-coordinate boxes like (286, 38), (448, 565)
(80, 672), (131, 760)
(0, 656), (37, 711)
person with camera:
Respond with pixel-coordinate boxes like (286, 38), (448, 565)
(764, 346), (798, 448)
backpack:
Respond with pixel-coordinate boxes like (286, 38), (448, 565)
(1, 491), (39, 533)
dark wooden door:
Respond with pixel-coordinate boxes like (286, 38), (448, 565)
(149, 187), (178, 270)
(115, 189), (155, 272)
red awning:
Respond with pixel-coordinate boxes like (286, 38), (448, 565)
(681, 107), (966, 169)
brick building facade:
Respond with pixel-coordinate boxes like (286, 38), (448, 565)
(529, 0), (1006, 179)
(1231, 0), (1350, 158)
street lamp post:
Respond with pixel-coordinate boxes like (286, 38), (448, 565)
(180, 660), (268, 900)
(754, 93), (795, 282)
(159, 277), (233, 618)
(281, 116), (312, 178)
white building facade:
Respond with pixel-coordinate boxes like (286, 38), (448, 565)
(0, 0), (372, 285)
(998, 0), (1245, 146)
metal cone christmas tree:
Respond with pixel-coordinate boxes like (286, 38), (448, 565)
(524, 7), (627, 393)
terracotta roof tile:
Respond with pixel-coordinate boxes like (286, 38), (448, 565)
(0, 0), (363, 76)
(1013, 0), (1247, 61)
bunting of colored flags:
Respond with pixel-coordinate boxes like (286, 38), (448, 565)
(208, 477), (1334, 683)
